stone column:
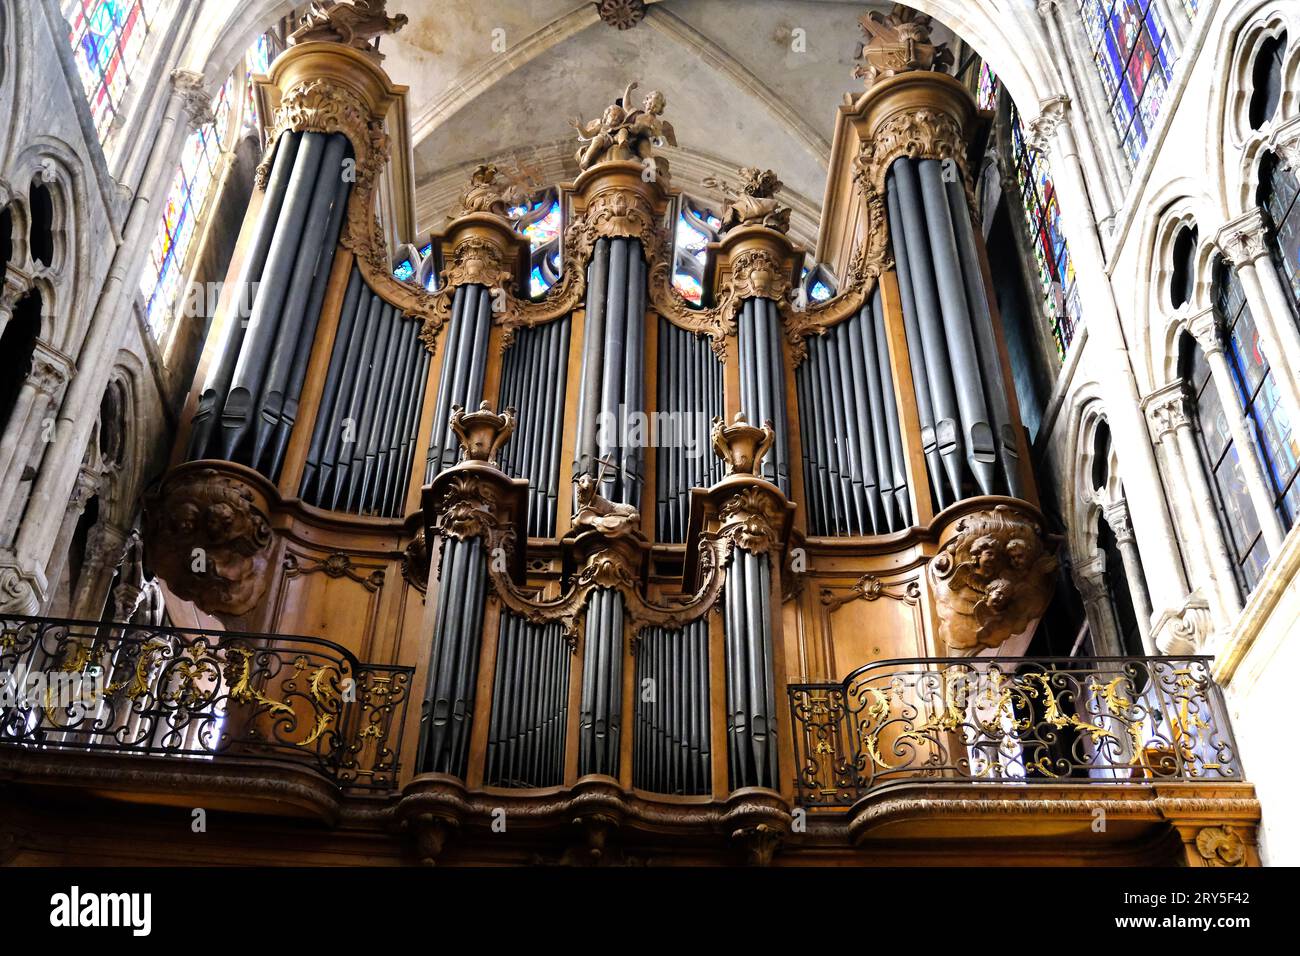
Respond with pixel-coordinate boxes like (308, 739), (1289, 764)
(1035, 2), (1124, 215)
(0, 341), (73, 543)
(1027, 98), (1189, 615)
(1215, 209), (1300, 407)
(1143, 382), (1242, 630)
(69, 520), (130, 620)
(1187, 308), (1287, 553)
(1154, 0), (1191, 48)
(1099, 496), (1157, 654)
(1072, 552), (1123, 657)
(9, 70), (211, 607)
(38, 466), (105, 614)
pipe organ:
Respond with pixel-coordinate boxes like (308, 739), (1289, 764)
(141, 6), (1067, 863)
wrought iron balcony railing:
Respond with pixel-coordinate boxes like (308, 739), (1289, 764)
(788, 656), (1244, 807)
(0, 615), (412, 790)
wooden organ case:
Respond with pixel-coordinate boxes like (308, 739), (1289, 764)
(136, 7), (1256, 866)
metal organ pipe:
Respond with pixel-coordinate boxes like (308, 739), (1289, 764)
(579, 587), (625, 777)
(632, 621), (711, 795)
(426, 283), (492, 481)
(887, 156), (1023, 504)
(496, 317), (571, 537)
(297, 267), (430, 518)
(794, 294), (912, 536)
(737, 297), (791, 495)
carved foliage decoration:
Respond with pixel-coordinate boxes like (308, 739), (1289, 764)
(928, 505), (1058, 653)
(143, 468), (275, 617)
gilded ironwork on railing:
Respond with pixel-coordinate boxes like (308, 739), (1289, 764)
(788, 656), (1243, 807)
(0, 615), (412, 790)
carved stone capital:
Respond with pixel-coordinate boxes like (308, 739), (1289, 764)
(1152, 594), (1213, 655)
(1269, 114), (1300, 171)
(1071, 553), (1110, 605)
(1215, 208), (1271, 267)
(170, 70), (214, 129)
(1025, 95), (1070, 152)
(1100, 498), (1134, 545)
(142, 464), (275, 617)
(28, 340), (73, 399)
(0, 558), (44, 616)
(1035, 0), (1062, 17)
(1142, 381), (1191, 442)
(929, 503), (1059, 653)
(1186, 307), (1224, 357)
(81, 522), (130, 570)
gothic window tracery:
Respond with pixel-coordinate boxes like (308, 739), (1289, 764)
(672, 197), (721, 306)
(1182, 332), (1269, 595)
(1214, 260), (1299, 528)
(1248, 30), (1287, 130)
(510, 189), (562, 297)
(1259, 152), (1300, 316)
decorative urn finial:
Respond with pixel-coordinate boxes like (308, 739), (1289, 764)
(449, 401), (516, 465)
(711, 413), (776, 477)
(854, 4), (954, 87)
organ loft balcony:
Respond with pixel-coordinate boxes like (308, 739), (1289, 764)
(0, 5), (1261, 867)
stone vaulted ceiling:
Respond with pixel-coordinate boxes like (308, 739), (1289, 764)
(378, 0), (946, 245)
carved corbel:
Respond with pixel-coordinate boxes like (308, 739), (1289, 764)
(1142, 381), (1191, 444)
(928, 503), (1059, 653)
(1152, 594), (1213, 655)
(141, 464), (276, 617)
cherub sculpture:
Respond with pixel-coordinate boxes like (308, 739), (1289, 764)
(703, 167), (791, 234)
(570, 83), (675, 175)
(572, 473), (641, 538)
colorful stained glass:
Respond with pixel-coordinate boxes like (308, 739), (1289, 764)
(1007, 98), (1081, 359)
(138, 36), (267, 338)
(810, 281), (833, 303)
(510, 195), (563, 296)
(977, 62), (1000, 112)
(522, 201), (562, 247)
(1078, 1), (1177, 167)
(244, 33), (273, 131)
(1218, 263), (1298, 530)
(67, 0), (159, 143)
(419, 242), (434, 259)
(672, 202), (720, 305)
(393, 259), (415, 282)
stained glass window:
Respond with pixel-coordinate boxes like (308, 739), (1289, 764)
(1009, 101), (1082, 359)
(67, 0), (160, 143)
(672, 200), (721, 306)
(1185, 335), (1270, 595)
(138, 36), (268, 339)
(1077, 1), (1177, 167)
(1259, 153), (1300, 317)
(244, 33), (273, 132)
(393, 259), (415, 282)
(511, 192), (563, 297)
(800, 265), (836, 304)
(1216, 261), (1299, 530)
(977, 61), (999, 112)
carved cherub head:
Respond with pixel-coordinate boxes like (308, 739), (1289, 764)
(642, 90), (666, 115)
(1005, 538), (1031, 572)
(970, 534), (1001, 575)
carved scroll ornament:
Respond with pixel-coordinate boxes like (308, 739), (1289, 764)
(928, 505), (1059, 653)
(143, 468), (275, 617)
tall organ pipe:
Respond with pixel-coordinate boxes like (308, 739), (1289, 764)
(724, 552), (778, 789)
(633, 621), (710, 795)
(579, 587), (625, 777)
(887, 156), (1022, 503)
(188, 131), (302, 460)
(419, 536), (487, 776)
(426, 284), (492, 480)
(737, 297), (791, 494)
(655, 319), (725, 541)
(486, 614), (570, 788)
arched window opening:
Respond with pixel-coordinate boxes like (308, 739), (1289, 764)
(510, 189), (562, 298)
(64, 494), (101, 615)
(1077, 1), (1178, 167)
(97, 380), (127, 469)
(799, 263), (836, 305)
(66, 0), (160, 142)
(0, 205), (12, 275)
(1169, 223), (1197, 309)
(1214, 260), (1299, 527)
(139, 34), (271, 340)
(1090, 419), (1112, 490)
(672, 197), (721, 306)
(0, 291), (41, 434)
(1248, 31), (1287, 131)
(29, 179), (55, 267)
(1258, 152), (1300, 316)
(1180, 333), (1268, 596)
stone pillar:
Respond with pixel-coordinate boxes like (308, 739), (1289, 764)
(69, 521), (130, 620)
(1143, 382), (1243, 630)
(1028, 98), (1189, 615)
(0, 340), (73, 540)
(10, 70), (211, 602)
(1154, 0), (1191, 48)
(1099, 496), (1157, 654)
(1215, 209), (1300, 406)
(1034, 3), (1124, 216)
(1187, 308), (1287, 553)
(1072, 552), (1123, 657)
